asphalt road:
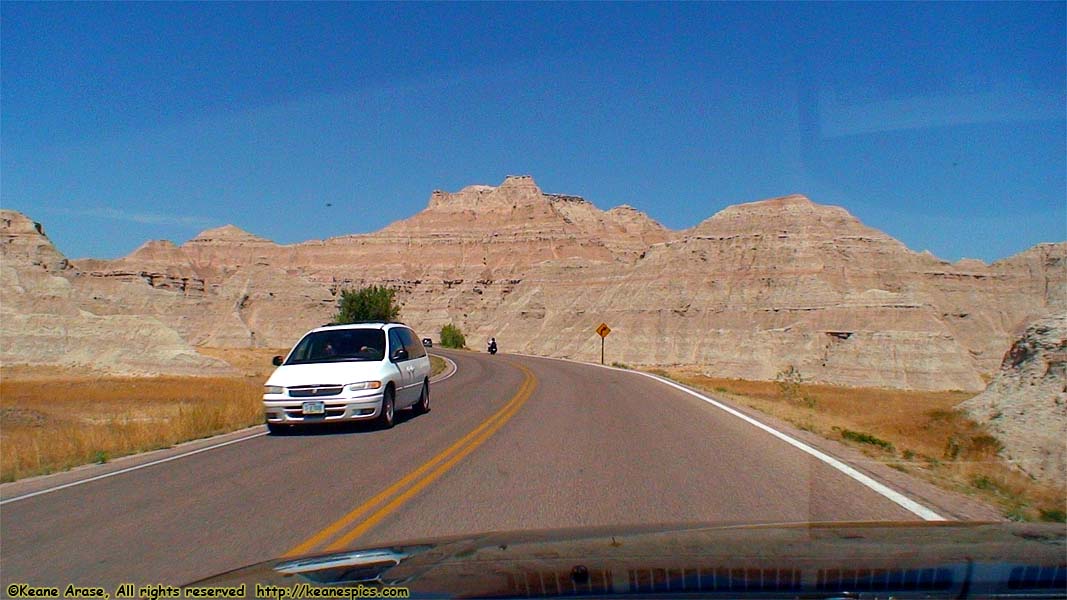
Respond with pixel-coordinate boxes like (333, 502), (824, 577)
(1, 349), (942, 588)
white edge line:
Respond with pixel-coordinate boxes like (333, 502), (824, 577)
(512, 352), (946, 522)
(2, 355), (461, 506)
(0, 432), (268, 505)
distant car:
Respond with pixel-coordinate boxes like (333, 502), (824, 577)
(422, 338), (433, 347)
(263, 322), (431, 434)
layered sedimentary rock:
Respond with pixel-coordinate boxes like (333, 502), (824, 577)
(75, 227), (333, 349)
(509, 195), (1063, 391)
(960, 313), (1067, 486)
(4, 175), (1064, 389)
(0, 211), (233, 375)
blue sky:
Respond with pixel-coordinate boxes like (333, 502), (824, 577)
(2, 2), (1064, 262)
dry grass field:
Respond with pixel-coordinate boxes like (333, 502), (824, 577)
(655, 366), (1066, 523)
(1, 349), (451, 483)
(0, 348), (284, 483)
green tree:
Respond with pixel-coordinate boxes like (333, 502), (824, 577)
(333, 285), (401, 324)
(440, 323), (466, 349)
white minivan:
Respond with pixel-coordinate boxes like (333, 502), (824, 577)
(262, 322), (431, 434)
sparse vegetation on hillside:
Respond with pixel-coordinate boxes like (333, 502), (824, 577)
(776, 365), (815, 408)
(440, 323), (466, 349)
(334, 285), (401, 324)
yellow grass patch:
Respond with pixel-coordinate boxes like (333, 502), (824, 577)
(657, 367), (1065, 522)
(0, 348), (286, 483)
(197, 346), (290, 379)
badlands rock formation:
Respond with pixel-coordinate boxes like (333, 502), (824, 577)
(3, 175), (1064, 389)
(0, 211), (233, 376)
(960, 313), (1067, 486)
(572, 197), (1064, 390)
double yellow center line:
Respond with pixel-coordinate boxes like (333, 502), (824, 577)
(285, 361), (538, 557)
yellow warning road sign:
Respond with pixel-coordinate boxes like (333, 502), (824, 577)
(596, 323), (611, 338)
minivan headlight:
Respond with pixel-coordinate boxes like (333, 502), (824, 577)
(347, 381), (382, 392)
(264, 385), (285, 395)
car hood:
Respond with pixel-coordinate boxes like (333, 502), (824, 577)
(190, 521), (1065, 598)
(265, 362), (386, 388)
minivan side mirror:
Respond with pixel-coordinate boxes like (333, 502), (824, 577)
(272, 355), (284, 366)
(392, 348), (409, 362)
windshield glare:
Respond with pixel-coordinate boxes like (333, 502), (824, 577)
(285, 329), (385, 364)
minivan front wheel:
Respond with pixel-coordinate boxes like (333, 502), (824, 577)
(378, 387), (395, 429)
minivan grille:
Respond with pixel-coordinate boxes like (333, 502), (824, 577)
(288, 386), (344, 398)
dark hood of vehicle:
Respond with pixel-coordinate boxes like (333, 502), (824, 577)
(191, 521), (1065, 598)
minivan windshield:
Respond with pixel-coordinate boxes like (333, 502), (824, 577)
(284, 329), (386, 364)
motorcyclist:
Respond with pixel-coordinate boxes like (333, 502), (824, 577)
(487, 337), (497, 355)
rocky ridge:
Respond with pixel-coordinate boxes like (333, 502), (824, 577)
(3, 175), (1064, 390)
(0, 211), (233, 376)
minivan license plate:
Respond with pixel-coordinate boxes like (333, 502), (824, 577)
(302, 401), (325, 415)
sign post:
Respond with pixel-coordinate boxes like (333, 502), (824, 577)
(595, 322), (611, 365)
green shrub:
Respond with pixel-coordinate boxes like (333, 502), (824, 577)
(1039, 508), (1066, 523)
(440, 324), (466, 349)
(837, 427), (895, 452)
(334, 285), (401, 323)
